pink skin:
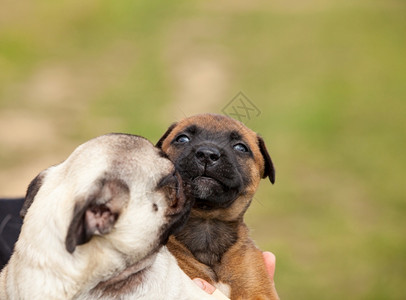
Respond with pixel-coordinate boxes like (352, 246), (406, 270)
(193, 251), (276, 295)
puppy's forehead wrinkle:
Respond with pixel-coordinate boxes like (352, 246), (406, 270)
(184, 125), (199, 135)
(177, 114), (253, 134)
(229, 130), (242, 141)
(176, 126), (253, 152)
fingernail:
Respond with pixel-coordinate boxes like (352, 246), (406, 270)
(193, 278), (205, 289)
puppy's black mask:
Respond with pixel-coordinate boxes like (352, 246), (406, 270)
(170, 125), (252, 210)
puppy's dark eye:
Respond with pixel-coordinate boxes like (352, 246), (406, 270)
(176, 135), (190, 144)
(233, 143), (248, 153)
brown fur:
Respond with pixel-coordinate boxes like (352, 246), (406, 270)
(157, 114), (279, 300)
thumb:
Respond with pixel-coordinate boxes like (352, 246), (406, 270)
(193, 278), (230, 300)
(193, 278), (216, 294)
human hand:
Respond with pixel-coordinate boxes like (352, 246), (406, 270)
(262, 251), (276, 281)
(193, 251), (276, 298)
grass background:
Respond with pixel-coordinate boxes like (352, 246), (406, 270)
(1, 0), (405, 298)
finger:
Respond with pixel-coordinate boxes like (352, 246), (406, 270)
(193, 278), (216, 294)
(193, 278), (230, 300)
(262, 251), (276, 280)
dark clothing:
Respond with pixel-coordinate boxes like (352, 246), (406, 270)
(0, 198), (24, 270)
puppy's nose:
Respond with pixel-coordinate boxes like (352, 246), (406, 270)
(195, 147), (221, 166)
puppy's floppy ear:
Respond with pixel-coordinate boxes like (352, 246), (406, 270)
(65, 179), (130, 254)
(257, 136), (276, 184)
(156, 122), (177, 149)
(20, 171), (46, 219)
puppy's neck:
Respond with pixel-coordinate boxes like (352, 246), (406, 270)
(174, 215), (240, 267)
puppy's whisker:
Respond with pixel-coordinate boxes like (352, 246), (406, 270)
(252, 195), (266, 208)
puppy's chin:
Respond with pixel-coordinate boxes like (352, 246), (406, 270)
(192, 176), (239, 210)
(192, 177), (221, 198)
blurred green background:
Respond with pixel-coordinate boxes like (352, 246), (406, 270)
(1, 0), (405, 298)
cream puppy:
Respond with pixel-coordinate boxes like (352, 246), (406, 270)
(0, 133), (215, 300)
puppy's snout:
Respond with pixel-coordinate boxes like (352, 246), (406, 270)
(195, 146), (221, 166)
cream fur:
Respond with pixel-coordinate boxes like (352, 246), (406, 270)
(0, 134), (214, 300)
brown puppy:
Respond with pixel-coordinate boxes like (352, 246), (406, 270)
(156, 114), (279, 300)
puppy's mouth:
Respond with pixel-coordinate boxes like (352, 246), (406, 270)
(192, 176), (222, 197)
(191, 175), (239, 210)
